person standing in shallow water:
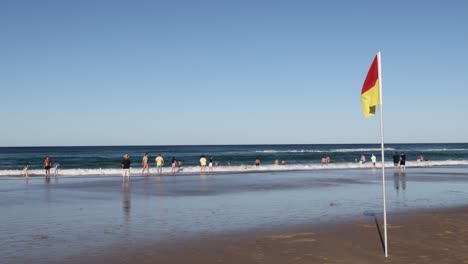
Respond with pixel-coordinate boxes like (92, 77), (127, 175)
(142, 153), (149, 175)
(22, 163), (29, 178)
(200, 155), (207, 173)
(255, 158), (260, 166)
(53, 161), (60, 176)
(392, 152), (400, 169)
(417, 154), (425, 162)
(171, 157), (177, 173)
(359, 154), (366, 164)
(371, 154), (377, 168)
(44, 157), (51, 177)
(399, 152), (406, 172)
(155, 153), (164, 175)
(209, 157), (214, 173)
(122, 154), (131, 182)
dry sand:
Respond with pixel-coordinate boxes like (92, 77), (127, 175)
(59, 206), (468, 264)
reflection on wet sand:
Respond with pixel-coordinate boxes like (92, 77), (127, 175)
(199, 173), (207, 182)
(44, 178), (51, 203)
(156, 175), (163, 184)
(121, 182), (131, 221)
(143, 174), (150, 184)
(393, 171), (407, 191)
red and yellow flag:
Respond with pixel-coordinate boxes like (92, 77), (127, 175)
(361, 55), (380, 118)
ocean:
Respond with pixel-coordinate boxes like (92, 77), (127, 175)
(1, 143), (468, 177)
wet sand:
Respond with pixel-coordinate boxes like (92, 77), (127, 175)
(2, 167), (468, 263)
(58, 206), (468, 264)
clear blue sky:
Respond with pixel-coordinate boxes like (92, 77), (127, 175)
(1, 0), (467, 146)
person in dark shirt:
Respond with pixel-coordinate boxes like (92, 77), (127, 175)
(392, 152), (400, 169)
(399, 153), (406, 171)
(122, 154), (131, 182)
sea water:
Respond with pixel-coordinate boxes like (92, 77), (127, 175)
(1, 143), (468, 177)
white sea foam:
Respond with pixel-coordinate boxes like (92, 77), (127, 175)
(419, 148), (468, 152)
(255, 150), (324, 153)
(255, 148), (396, 153)
(2, 160), (468, 177)
(331, 148), (396, 153)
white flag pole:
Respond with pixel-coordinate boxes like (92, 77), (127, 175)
(377, 51), (388, 257)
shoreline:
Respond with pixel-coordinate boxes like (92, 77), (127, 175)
(2, 164), (468, 178)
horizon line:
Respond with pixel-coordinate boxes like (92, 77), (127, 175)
(0, 142), (466, 148)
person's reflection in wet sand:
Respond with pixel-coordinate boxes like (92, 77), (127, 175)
(400, 172), (407, 190)
(45, 176), (51, 184)
(121, 182), (131, 221)
(44, 179), (51, 204)
(393, 171), (400, 191)
(156, 175), (163, 184)
(393, 171), (407, 191)
(200, 173), (207, 182)
(143, 174), (150, 184)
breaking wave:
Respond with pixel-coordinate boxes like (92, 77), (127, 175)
(255, 148), (396, 153)
(2, 160), (468, 177)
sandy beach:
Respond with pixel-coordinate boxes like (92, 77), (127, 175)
(58, 206), (468, 264)
(2, 167), (468, 263)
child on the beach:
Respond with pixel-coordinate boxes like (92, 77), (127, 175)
(53, 162), (60, 176)
(171, 157), (177, 173)
(371, 154), (377, 167)
(209, 157), (214, 172)
(22, 163), (29, 178)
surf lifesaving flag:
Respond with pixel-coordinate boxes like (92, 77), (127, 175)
(361, 55), (380, 118)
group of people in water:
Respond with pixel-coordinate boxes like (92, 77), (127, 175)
(121, 153), (288, 179)
(314, 152), (424, 172)
(23, 152), (427, 179)
(122, 153), (218, 180)
(354, 152), (425, 171)
(22, 157), (60, 178)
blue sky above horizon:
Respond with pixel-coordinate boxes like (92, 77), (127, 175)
(1, 0), (467, 146)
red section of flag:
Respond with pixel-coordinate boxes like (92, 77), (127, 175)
(361, 55), (379, 94)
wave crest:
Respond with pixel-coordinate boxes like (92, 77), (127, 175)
(2, 160), (468, 177)
(255, 148), (396, 154)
